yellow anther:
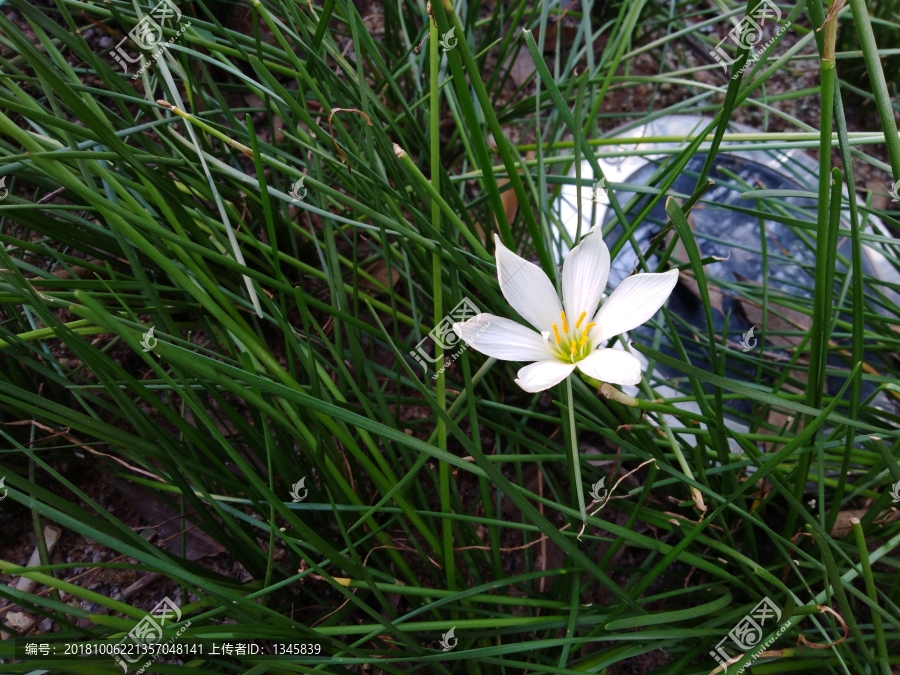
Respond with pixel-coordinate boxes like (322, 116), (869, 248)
(560, 311), (569, 333)
(583, 322), (596, 334)
(552, 324), (561, 344)
(570, 342), (577, 359)
(575, 311), (587, 329)
(579, 334), (589, 349)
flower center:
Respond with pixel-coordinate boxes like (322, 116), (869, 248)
(551, 311), (595, 364)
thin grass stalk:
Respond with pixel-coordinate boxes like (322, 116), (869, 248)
(757, 200), (769, 389)
(819, 7), (867, 532)
(532, 0), (552, 257)
(815, 168), (845, 530)
(847, 0), (900, 177)
(28, 453), (59, 608)
(574, 71), (584, 244)
(850, 518), (890, 673)
(262, 416), (276, 597)
(788, 0), (839, 538)
(429, 7), (454, 597)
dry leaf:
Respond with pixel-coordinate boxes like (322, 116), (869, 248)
(831, 508), (900, 538)
(361, 259), (400, 292)
(498, 178), (519, 226)
(690, 486), (708, 517)
(665, 219), (725, 314)
(678, 271), (725, 314)
(738, 298), (811, 347)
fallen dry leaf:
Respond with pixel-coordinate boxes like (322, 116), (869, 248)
(738, 298), (811, 347)
(665, 216), (725, 314)
(361, 259), (400, 292)
(831, 508), (900, 538)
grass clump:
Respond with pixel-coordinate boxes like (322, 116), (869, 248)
(0, 0), (898, 672)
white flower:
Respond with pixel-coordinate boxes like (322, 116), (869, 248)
(452, 230), (678, 393)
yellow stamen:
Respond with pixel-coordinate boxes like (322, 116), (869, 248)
(570, 342), (577, 359)
(560, 311), (569, 333)
(575, 311), (587, 329)
(583, 322), (596, 334)
(552, 324), (561, 344)
(579, 334), (589, 349)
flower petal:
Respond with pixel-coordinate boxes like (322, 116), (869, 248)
(562, 227), (610, 327)
(514, 360), (576, 392)
(593, 269), (679, 341)
(576, 348), (642, 385)
(494, 234), (562, 332)
(453, 314), (556, 362)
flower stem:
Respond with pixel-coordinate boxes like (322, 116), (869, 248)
(566, 377), (587, 527)
(430, 9), (454, 595)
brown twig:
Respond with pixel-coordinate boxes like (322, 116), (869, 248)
(797, 605), (849, 649)
(2, 420), (164, 482)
